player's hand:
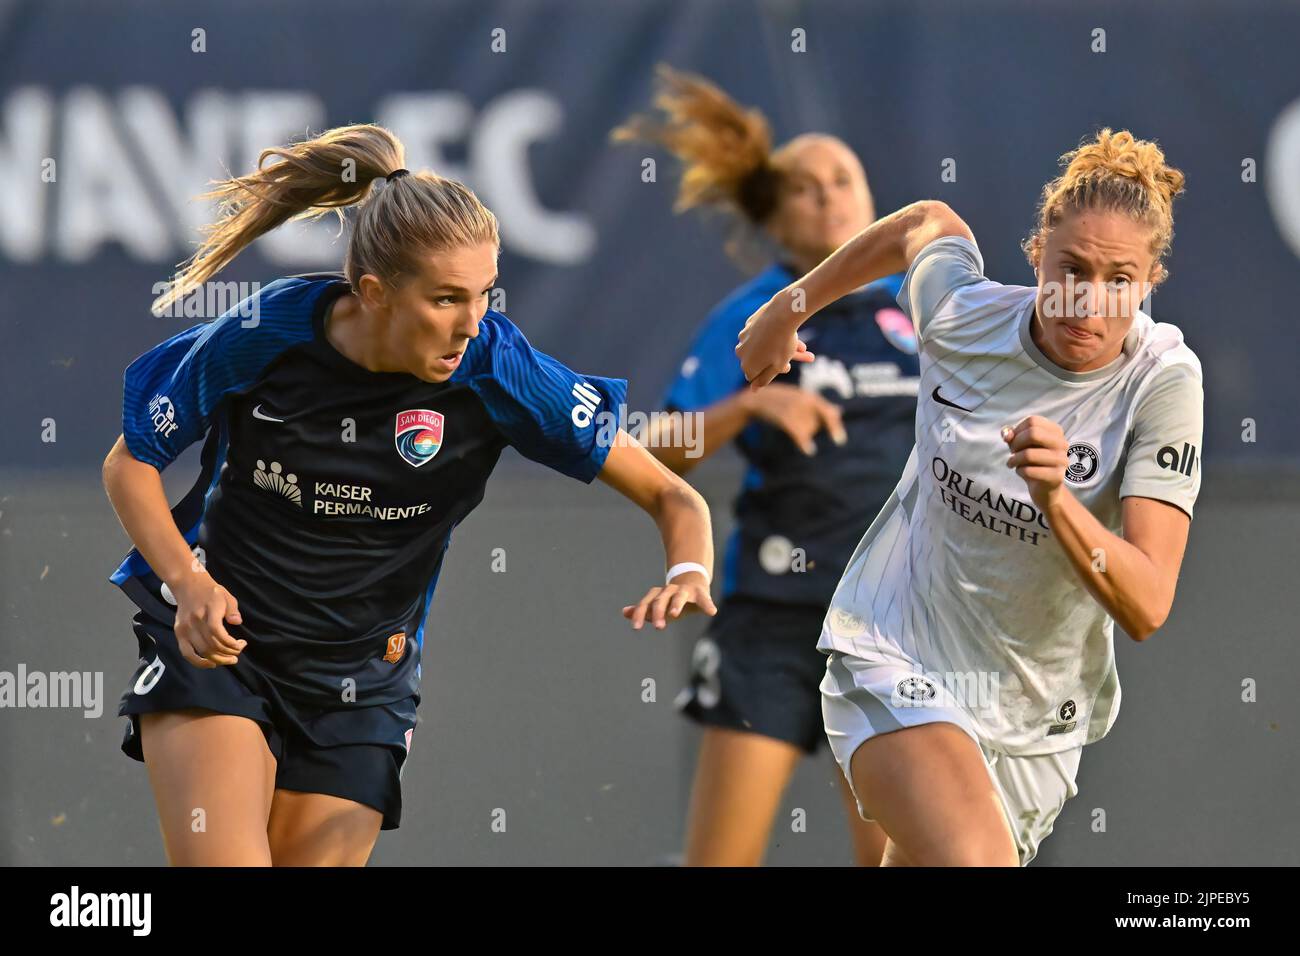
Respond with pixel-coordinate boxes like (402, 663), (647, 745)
(749, 383), (848, 456)
(736, 296), (814, 389)
(1002, 415), (1069, 510)
(170, 573), (247, 668)
(622, 572), (718, 630)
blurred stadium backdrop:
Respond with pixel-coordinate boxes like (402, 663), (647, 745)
(2, 0), (1298, 864)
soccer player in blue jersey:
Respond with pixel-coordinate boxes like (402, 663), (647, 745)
(615, 68), (918, 865)
(102, 124), (716, 866)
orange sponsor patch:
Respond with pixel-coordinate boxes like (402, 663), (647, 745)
(383, 632), (407, 664)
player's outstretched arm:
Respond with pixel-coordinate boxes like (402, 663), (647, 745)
(102, 435), (246, 667)
(737, 200), (973, 388)
(596, 430), (718, 630)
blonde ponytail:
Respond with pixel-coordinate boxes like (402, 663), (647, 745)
(153, 123), (498, 315)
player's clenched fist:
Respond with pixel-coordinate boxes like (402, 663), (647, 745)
(735, 295), (814, 389)
(1002, 415), (1069, 509)
(622, 572), (718, 631)
(171, 574), (247, 668)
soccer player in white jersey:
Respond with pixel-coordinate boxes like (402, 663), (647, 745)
(735, 129), (1200, 865)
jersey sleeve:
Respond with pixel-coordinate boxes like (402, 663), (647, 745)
(897, 235), (987, 347)
(121, 278), (319, 470)
(470, 312), (629, 483)
(661, 298), (754, 412)
(1120, 361), (1204, 518)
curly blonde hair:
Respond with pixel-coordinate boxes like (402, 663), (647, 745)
(1023, 128), (1186, 285)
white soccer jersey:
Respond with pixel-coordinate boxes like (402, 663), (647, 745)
(818, 235), (1204, 755)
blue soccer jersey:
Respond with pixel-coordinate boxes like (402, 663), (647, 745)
(112, 273), (627, 705)
(664, 263), (919, 605)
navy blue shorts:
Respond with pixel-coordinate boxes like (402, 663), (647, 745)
(118, 611), (417, 830)
(676, 596), (830, 753)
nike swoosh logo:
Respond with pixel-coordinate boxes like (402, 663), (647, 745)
(931, 386), (972, 412)
(252, 404), (285, 423)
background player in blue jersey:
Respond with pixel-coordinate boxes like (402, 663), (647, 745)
(614, 68), (917, 865)
(102, 123), (717, 866)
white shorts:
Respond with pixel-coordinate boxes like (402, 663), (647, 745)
(821, 649), (1082, 866)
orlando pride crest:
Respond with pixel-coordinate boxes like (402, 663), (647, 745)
(395, 408), (444, 467)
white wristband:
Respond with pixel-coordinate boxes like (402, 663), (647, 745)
(666, 562), (710, 585)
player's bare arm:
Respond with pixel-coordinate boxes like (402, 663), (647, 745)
(736, 200), (973, 387)
(102, 434), (245, 668)
(640, 391), (755, 476)
(596, 429), (718, 629)
(644, 385), (846, 475)
(1002, 415), (1190, 641)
